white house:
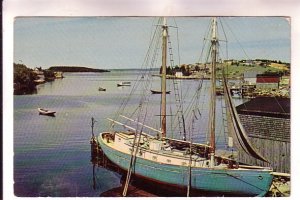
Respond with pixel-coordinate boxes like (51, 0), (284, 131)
(243, 71), (262, 85)
(175, 71), (183, 78)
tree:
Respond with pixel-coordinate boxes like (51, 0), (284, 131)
(14, 63), (37, 94)
(44, 70), (55, 81)
(180, 65), (186, 75)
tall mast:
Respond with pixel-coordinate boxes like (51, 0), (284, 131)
(161, 17), (168, 138)
(209, 17), (217, 167)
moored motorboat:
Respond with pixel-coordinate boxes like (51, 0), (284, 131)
(117, 81), (131, 87)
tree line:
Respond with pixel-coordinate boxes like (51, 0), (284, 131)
(14, 63), (38, 95)
(14, 63), (56, 95)
(159, 65), (192, 76)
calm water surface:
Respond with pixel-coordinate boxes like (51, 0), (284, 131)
(14, 70), (243, 197)
(14, 70), (139, 197)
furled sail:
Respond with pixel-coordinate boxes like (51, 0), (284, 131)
(222, 75), (269, 163)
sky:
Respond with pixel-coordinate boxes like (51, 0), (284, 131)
(14, 16), (291, 69)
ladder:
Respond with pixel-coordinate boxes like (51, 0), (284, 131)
(167, 34), (187, 140)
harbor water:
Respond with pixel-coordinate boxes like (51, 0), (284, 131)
(14, 70), (244, 197)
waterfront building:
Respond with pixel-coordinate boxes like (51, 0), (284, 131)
(236, 97), (290, 173)
(243, 71), (262, 85)
(256, 74), (280, 89)
(175, 71), (183, 78)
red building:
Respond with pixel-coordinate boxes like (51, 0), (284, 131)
(256, 74), (280, 89)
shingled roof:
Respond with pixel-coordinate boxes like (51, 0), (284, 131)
(236, 97), (290, 118)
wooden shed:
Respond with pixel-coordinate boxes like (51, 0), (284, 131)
(236, 97), (290, 173)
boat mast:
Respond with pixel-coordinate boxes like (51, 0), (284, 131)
(209, 17), (218, 167)
(161, 17), (168, 138)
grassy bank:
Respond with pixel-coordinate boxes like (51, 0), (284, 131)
(217, 64), (287, 78)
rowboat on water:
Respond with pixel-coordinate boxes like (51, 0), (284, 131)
(38, 108), (56, 116)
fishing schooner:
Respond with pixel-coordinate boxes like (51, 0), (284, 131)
(97, 17), (273, 197)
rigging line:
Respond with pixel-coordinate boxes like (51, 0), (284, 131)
(225, 173), (266, 192)
(219, 18), (228, 44)
(167, 32), (187, 138)
(169, 17), (181, 66)
(119, 19), (162, 122)
(130, 63), (159, 121)
(185, 80), (206, 138)
(175, 19), (181, 71)
(221, 18), (251, 60)
(149, 17), (162, 47)
(198, 38), (209, 64)
(184, 78), (204, 117)
(218, 17), (229, 61)
(178, 70), (202, 110)
(204, 45), (213, 69)
(201, 83), (210, 143)
(198, 20), (213, 64)
(174, 18), (184, 108)
(112, 20), (161, 123)
(187, 133), (193, 196)
(219, 18), (229, 64)
(144, 32), (161, 125)
(182, 90), (199, 128)
(215, 127), (225, 149)
(122, 108), (148, 196)
(273, 96), (286, 113)
(170, 106), (174, 138)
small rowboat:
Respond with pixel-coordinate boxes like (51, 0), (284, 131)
(38, 108), (56, 116)
(98, 87), (106, 91)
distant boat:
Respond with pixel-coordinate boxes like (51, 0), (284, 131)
(38, 108), (56, 116)
(117, 81), (131, 87)
(216, 87), (224, 96)
(151, 89), (170, 94)
(98, 87), (106, 91)
(34, 79), (46, 84)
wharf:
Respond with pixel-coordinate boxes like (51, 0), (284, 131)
(269, 172), (290, 197)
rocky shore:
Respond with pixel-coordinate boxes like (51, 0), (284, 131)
(14, 64), (110, 95)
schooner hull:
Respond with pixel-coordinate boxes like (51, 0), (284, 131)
(98, 133), (273, 197)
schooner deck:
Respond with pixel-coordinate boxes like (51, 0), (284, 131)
(100, 131), (252, 169)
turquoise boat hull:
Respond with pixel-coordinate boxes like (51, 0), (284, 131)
(98, 134), (273, 196)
